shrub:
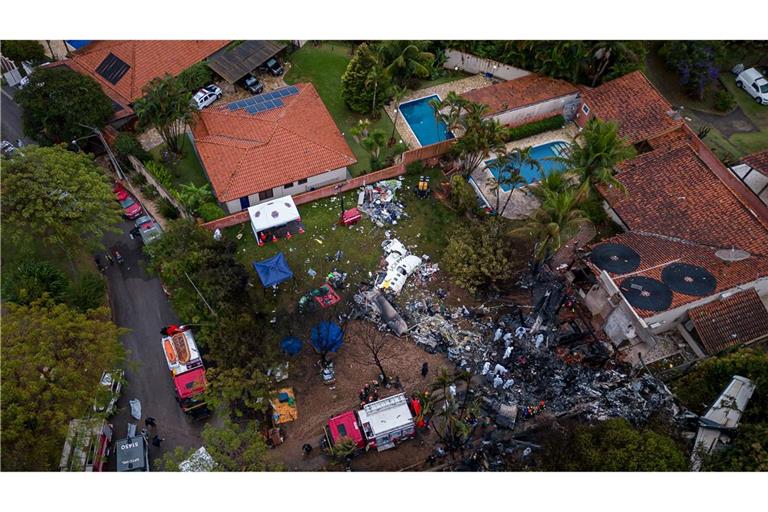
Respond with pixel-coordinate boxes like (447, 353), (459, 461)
(713, 89), (735, 112)
(504, 115), (564, 143)
(113, 133), (149, 165)
(406, 160), (425, 175)
(66, 273), (105, 312)
(144, 160), (174, 190)
(141, 183), (159, 200)
(158, 198), (180, 220)
(2, 260), (69, 304)
(448, 174), (478, 215)
(177, 62), (215, 93)
(132, 170), (147, 186)
(198, 202), (226, 222)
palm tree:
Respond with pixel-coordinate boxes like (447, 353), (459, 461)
(361, 129), (387, 168)
(176, 182), (213, 215)
(429, 91), (470, 135)
(349, 118), (371, 145)
(378, 41), (435, 86)
(388, 84), (408, 144)
(512, 188), (590, 262)
(486, 151), (527, 214)
(558, 118), (636, 198)
(450, 103), (507, 177)
(364, 47), (390, 117)
(499, 147), (540, 215)
(588, 41), (640, 86)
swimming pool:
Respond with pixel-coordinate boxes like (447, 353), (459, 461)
(399, 95), (454, 147)
(485, 140), (569, 192)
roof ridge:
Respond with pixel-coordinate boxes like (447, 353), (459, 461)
(628, 230), (768, 260)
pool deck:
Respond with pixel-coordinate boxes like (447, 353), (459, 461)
(470, 124), (580, 220)
(385, 75), (494, 149)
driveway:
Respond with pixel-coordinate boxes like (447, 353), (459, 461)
(1, 85), (34, 145)
(103, 220), (204, 470)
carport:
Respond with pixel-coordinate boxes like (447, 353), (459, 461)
(207, 40), (286, 84)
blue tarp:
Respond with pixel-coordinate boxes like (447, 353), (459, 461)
(280, 336), (303, 356)
(65, 40), (92, 50)
(311, 321), (344, 354)
(253, 252), (293, 287)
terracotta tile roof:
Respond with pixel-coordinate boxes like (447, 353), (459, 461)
(587, 232), (768, 318)
(581, 71), (683, 144)
(192, 83), (356, 202)
(689, 289), (768, 355)
(461, 74), (578, 117)
(601, 143), (768, 255)
(742, 150), (768, 177)
(65, 40), (229, 105)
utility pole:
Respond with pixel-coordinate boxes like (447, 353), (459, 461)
(77, 123), (125, 180)
(184, 271), (217, 317)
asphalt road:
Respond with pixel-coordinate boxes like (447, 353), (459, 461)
(103, 220), (204, 470)
(1, 85), (33, 144)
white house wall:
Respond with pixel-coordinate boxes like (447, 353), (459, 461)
(489, 94), (580, 127)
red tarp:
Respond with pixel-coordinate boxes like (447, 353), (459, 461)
(314, 284), (341, 308)
(340, 208), (362, 226)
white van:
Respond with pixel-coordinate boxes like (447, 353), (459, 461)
(191, 84), (223, 110)
(736, 67), (768, 105)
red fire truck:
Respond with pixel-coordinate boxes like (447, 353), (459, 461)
(323, 393), (418, 453)
(161, 325), (208, 416)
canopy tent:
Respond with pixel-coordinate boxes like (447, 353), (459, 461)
(280, 336), (303, 356)
(248, 196), (300, 240)
(253, 252), (294, 287)
(311, 321), (344, 354)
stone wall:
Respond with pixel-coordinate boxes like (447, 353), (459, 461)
(127, 155), (190, 219)
(444, 50), (530, 81)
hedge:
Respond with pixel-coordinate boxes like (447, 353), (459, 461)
(504, 115), (565, 143)
(198, 202), (226, 222)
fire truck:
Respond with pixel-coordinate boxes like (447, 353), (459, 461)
(323, 393), (418, 453)
(161, 325), (208, 416)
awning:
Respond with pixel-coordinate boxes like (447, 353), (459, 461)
(248, 195), (300, 234)
(253, 252), (293, 287)
(115, 436), (148, 472)
(207, 40), (286, 83)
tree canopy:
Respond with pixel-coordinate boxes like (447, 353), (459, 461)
(134, 74), (193, 155)
(1, 145), (121, 255)
(1, 301), (125, 470)
(659, 41), (725, 100)
(341, 43), (391, 115)
(2, 40), (46, 65)
(15, 66), (113, 145)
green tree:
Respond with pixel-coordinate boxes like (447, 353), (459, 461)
(377, 41), (435, 87)
(206, 365), (274, 419)
(134, 74), (193, 155)
(1, 145), (121, 258)
(177, 61), (215, 93)
(113, 132), (149, 168)
(419, 369), (479, 456)
(2, 259), (69, 304)
(430, 91), (471, 134)
(1, 40), (46, 66)
(559, 118), (636, 197)
(1, 300), (125, 470)
(586, 41), (647, 86)
(156, 419), (280, 471)
(388, 84), (408, 143)
(176, 182), (214, 216)
(703, 423), (768, 471)
(341, 43), (390, 115)
(448, 174), (479, 216)
(360, 129), (388, 169)
(451, 105), (508, 177)
(497, 147), (540, 215)
(658, 41), (725, 100)
(15, 66), (113, 145)
(512, 187), (590, 261)
(540, 418), (688, 471)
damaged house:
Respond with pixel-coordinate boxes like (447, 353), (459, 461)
(573, 72), (768, 361)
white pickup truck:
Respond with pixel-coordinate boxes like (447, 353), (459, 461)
(736, 67), (768, 105)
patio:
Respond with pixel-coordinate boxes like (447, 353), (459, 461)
(470, 124), (579, 219)
(384, 75), (493, 149)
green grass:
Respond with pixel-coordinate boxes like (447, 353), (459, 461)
(225, 167), (461, 311)
(416, 70), (471, 89)
(284, 42), (400, 177)
(149, 135), (209, 188)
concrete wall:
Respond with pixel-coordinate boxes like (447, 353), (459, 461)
(490, 93), (580, 127)
(127, 156), (190, 219)
(223, 167), (349, 214)
(444, 50), (530, 81)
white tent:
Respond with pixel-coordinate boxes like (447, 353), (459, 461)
(248, 196), (300, 239)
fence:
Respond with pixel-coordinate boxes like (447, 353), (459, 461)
(444, 50), (530, 81)
(127, 155), (190, 220)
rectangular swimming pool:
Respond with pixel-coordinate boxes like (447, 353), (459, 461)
(399, 95), (454, 147)
(485, 141), (569, 192)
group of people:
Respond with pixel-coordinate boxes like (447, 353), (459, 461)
(358, 381), (381, 408)
(140, 416), (165, 448)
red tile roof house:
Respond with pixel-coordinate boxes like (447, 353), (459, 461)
(460, 73), (580, 128)
(52, 40), (230, 128)
(189, 83), (357, 214)
(577, 71), (768, 358)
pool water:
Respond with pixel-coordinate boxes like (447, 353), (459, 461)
(485, 141), (569, 192)
(399, 95), (454, 147)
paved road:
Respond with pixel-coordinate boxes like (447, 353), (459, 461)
(103, 220), (204, 470)
(1, 85), (33, 145)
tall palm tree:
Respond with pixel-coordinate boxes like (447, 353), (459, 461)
(379, 41), (435, 86)
(388, 84), (408, 144)
(429, 91), (470, 135)
(361, 129), (387, 165)
(499, 147), (540, 215)
(558, 118), (636, 198)
(588, 41), (640, 86)
(512, 188), (590, 262)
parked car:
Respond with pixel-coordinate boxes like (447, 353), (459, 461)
(93, 370), (124, 416)
(191, 84), (223, 110)
(131, 215), (164, 245)
(1, 140), (17, 157)
(113, 182), (129, 202)
(119, 195), (143, 219)
(241, 74), (264, 95)
(736, 67), (768, 105)
(261, 58), (284, 76)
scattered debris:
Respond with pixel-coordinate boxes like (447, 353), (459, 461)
(358, 179), (407, 227)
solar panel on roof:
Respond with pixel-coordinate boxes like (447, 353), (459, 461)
(246, 105), (259, 114)
(227, 103), (239, 111)
(244, 98), (256, 106)
(95, 53), (130, 85)
(274, 98), (285, 107)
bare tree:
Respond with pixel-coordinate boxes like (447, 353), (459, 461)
(352, 321), (396, 386)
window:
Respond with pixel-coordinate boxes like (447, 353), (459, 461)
(283, 182), (293, 189)
(297, 178), (308, 185)
(259, 189), (274, 201)
(581, 103), (590, 115)
(752, 83), (759, 93)
(239, 196), (250, 210)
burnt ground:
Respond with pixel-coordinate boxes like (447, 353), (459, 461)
(267, 319), (452, 471)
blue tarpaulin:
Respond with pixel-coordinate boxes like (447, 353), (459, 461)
(280, 336), (303, 356)
(311, 321), (344, 354)
(65, 40), (92, 50)
(253, 252), (293, 287)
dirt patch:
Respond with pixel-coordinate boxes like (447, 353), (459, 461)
(268, 319), (452, 471)
(692, 107), (758, 138)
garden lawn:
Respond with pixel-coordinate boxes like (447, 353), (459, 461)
(149, 134), (209, 188)
(284, 42), (400, 177)
(225, 168), (460, 312)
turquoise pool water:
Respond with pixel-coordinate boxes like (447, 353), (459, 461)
(485, 141), (569, 192)
(399, 95), (454, 147)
